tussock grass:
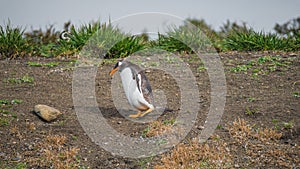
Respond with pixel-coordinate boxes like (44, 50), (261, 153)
(221, 29), (299, 51)
(156, 23), (215, 53)
(1, 17), (299, 59)
(0, 21), (31, 59)
(56, 22), (147, 58)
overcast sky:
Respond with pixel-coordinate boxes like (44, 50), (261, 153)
(0, 0), (299, 33)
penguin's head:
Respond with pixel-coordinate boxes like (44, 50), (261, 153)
(109, 60), (123, 77)
(60, 31), (71, 41)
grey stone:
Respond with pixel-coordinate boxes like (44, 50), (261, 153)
(34, 104), (62, 122)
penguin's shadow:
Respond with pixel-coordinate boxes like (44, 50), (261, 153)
(99, 106), (172, 123)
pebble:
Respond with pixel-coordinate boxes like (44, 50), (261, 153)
(11, 157), (20, 161)
(34, 104), (62, 122)
(0, 152), (5, 158)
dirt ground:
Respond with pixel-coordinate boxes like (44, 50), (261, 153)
(0, 51), (299, 168)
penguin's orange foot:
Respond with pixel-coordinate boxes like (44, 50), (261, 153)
(140, 107), (154, 117)
(129, 111), (142, 118)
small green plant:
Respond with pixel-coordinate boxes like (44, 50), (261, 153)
(272, 119), (280, 129)
(148, 61), (160, 67)
(245, 107), (256, 115)
(163, 118), (175, 125)
(5, 75), (34, 84)
(0, 99), (10, 105)
(282, 121), (294, 129)
(0, 116), (10, 126)
(247, 97), (256, 102)
(216, 124), (223, 129)
(163, 55), (182, 63)
(27, 61), (60, 67)
(71, 135), (78, 141)
(257, 55), (273, 64)
(0, 109), (17, 126)
(1, 110), (17, 118)
(293, 92), (300, 98)
(15, 162), (28, 169)
(11, 99), (23, 104)
(142, 126), (151, 138)
(0, 99), (22, 105)
(137, 156), (154, 169)
(230, 64), (249, 72)
(197, 65), (207, 72)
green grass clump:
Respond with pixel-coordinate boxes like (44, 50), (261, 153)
(156, 23), (215, 53)
(0, 21), (31, 59)
(221, 29), (299, 51)
(105, 35), (147, 58)
(0, 17), (299, 60)
(56, 22), (147, 58)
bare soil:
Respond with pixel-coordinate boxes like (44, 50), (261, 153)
(0, 51), (299, 168)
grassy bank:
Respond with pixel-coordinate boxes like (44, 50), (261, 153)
(0, 17), (299, 59)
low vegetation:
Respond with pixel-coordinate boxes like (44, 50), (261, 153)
(0, 17), (299, 59)
(0, 16), (299, 168)
(4, 75), (34, 84)
(230, 55), (293, 77)
(27, 134), (82, 169)
(155, 118), (298, 168)
(142, 119), (175, 138)
(0, 99), (22, 126)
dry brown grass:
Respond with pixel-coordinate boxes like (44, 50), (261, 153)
(27, 134), (82, 169)
(144, 120), (173, 137)
(227, 118), (298, 168)
(228, 118), (282, 142)
(155, 118), (299, 168)
(154, 136), (233, 169)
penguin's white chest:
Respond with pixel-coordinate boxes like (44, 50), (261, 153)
(120, 68), (147, 110)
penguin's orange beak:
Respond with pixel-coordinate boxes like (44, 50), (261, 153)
(109, 68), (118, 77)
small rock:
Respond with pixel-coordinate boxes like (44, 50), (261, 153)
(34, 104), (62, 122)
(11, 157), (20, 161)
(197, 126), (204, 130)
(0, 152), (5, 158)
